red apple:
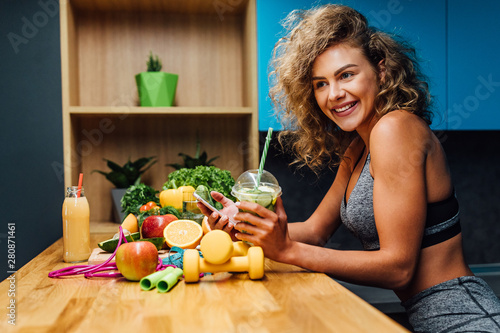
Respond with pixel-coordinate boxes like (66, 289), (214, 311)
(115, 241), (158, 281)
(141, 214), (178, 239)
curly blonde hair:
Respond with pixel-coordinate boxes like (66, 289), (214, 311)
(270, 4), (432, 173)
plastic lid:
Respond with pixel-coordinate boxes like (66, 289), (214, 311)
(235, 169), (279, 186)
(231, 169), (281, 197)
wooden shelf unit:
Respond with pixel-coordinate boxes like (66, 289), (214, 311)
(60, 0), (259, 222)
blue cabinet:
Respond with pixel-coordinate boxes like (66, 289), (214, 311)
(257, 0), (318, 131)
(356, 0), (447, 130)
(447, 0), (500, 130)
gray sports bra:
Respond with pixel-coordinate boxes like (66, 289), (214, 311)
(340, 152), (461, 250)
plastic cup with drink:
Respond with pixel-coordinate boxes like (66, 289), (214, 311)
(231, 169), (282, 212)
(231, 127), (281, 213)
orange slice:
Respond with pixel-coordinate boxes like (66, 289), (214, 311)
(121, 213), (138, 233)
(201, 216), (211, 235)
(164, 219), (203, 249)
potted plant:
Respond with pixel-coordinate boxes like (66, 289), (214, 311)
(135, 52), (178, 107)
(92, 156), (157, 223)
(167, 135), (219, 170)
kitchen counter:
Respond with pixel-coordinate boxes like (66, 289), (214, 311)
(0, 222), (408, 332)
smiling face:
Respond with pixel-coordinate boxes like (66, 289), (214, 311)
(312, 44), (384, 136)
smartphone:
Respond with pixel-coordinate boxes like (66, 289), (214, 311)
(193, 192), (221, 216)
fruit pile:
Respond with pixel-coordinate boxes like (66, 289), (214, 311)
(99, 210), (208, 254)
(91, 165), (238, 287)
(111, 228), (264, 293)
(96, 202), (210, 285)
(91, 215), (205, 289)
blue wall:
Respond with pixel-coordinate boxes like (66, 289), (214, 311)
(257, 0), (500, 131)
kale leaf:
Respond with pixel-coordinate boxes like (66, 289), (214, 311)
(121, 183), (159, 216)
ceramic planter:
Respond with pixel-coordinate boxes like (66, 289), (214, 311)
(135, 72), (178, 107)
(111, 188), (127, 223)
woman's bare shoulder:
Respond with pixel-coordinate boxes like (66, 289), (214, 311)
(371, 110), (431, 148)
(370, 111), (433, 169)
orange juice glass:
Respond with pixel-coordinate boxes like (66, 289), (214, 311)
(62, 186), (90, 263)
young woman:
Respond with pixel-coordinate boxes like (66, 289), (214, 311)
(199, 5), (500, 331)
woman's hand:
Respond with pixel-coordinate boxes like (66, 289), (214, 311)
(232, 197), (292, 262)
(196, 191), (239, 241)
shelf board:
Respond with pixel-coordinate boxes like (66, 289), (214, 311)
(69, 0), (248, 15)
(68, 106), (255, 116)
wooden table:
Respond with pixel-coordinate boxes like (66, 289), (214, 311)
(0, 223), (408, 332)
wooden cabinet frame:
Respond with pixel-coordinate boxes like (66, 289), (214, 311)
(60, 0), (258, 222)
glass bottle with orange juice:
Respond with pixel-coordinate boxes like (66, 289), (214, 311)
(62, 186), (90, 263)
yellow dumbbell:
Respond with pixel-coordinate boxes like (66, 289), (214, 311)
(183, 230), (264, 282)
(200, 230), (250, 264)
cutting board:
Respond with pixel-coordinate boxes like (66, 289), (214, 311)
(88, 248), (171, 265)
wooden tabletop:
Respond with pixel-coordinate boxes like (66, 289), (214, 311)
(0, 222), (408, 332)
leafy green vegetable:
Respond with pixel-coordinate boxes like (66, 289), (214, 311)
(159, 206), (181, 217)
(163, 166), (235, 209)
(121, 183), (159, 216)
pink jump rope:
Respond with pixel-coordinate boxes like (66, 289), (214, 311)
(48, 224), (174, 278)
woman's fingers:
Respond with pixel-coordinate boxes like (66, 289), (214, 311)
(233, 220), (255, 239)
(234, 201), (275, 219)
(214, 214), (229, 229)
(196, 202), (213, 216)
(234, 202), (278, 226)
(274, 197), (288, 230)
(211, 191), (234, 208)
(234, 230), (258, 245)
(204, 211), (233, 232)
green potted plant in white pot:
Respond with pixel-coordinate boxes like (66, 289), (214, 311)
(92, 156), (157, 223)
(135, 52), (178, 107)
